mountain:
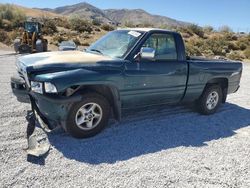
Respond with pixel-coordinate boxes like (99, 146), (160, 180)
(104, 9), (189, 27)
(39, 2), (189, 27)
(43, 2), (112, 23)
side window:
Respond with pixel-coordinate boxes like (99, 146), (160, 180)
(142, 33), (177, 60)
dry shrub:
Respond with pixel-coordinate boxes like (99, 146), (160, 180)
(0, 30), (12, 45)
(226, 51), (244, 61)
(244, 48), (250, 59)
(82, 42), (90, 46)
(0, 4), (26, 30)
(41, 17), (57, 35)
(69, 17), (93, 33)
(101, 24), (114, 31)
(73, 38), (81, 46)
(52, 35), (65, 45)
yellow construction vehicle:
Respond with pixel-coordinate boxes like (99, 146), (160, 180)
(14, 21), (48, 54)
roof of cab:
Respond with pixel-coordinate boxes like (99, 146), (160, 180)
(117, 27), (173, 33)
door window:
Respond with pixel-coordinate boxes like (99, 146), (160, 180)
(142, 33), (177, 60)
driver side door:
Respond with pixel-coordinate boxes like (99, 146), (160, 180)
(122, 32), (188, 108)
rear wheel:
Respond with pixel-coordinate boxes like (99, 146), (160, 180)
(43, 40), (48, 52)
(65, 92), (110, 138)
(196, 85), (223, 115)
(36, 39), (44, 53)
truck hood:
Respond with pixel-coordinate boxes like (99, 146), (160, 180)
(16, 51), (125, 89)
(18, 51), (113, 68)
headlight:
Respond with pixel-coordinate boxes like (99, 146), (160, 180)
(31, 81), (43, 94)
(44, 82), (57, 93)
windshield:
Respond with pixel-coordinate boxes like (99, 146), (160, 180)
(25, 22), (38, 33)
(86, 30), (144, 58)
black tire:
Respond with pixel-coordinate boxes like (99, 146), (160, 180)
(65, 92), (110, 138)
(13, 39), (21, 53)
(18, 44), (31, 54)
(196, 85), (223, 115)
(36, 39), (43, 53)
(43, 40), (48, 52)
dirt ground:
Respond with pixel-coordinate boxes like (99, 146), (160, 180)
(0, 50), (250, 187)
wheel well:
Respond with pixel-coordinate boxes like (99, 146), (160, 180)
(77, 85), (121, 121)
(206, 78), (228, 103)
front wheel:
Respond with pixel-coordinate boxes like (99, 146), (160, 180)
(65, 92), (110, 138)
(18, 44), (31, 54)
(196, 85), (223, 115)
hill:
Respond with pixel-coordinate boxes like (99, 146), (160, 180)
(0, 3), (249, 61)
(40, 2), (189, 27)
(0, 4), (62, 18)
(104, 9), (189, 27)
(41, 2), (111, 23)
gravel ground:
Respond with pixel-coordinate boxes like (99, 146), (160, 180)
(0, 50), (250, 188)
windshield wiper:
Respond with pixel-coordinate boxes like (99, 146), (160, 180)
(89, 49), (103, 55)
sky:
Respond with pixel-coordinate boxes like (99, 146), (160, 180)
(1, 0), (250, 32)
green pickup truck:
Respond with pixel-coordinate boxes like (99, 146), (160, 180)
(11, 28), (242, 139)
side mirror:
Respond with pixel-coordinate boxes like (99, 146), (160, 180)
(140, 47), (155, 60)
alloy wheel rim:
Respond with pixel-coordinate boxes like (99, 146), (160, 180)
(206, 91), (219, 110)
(75, 102), (103, 130)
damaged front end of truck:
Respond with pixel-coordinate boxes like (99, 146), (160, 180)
(11, 61), (55, 157)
